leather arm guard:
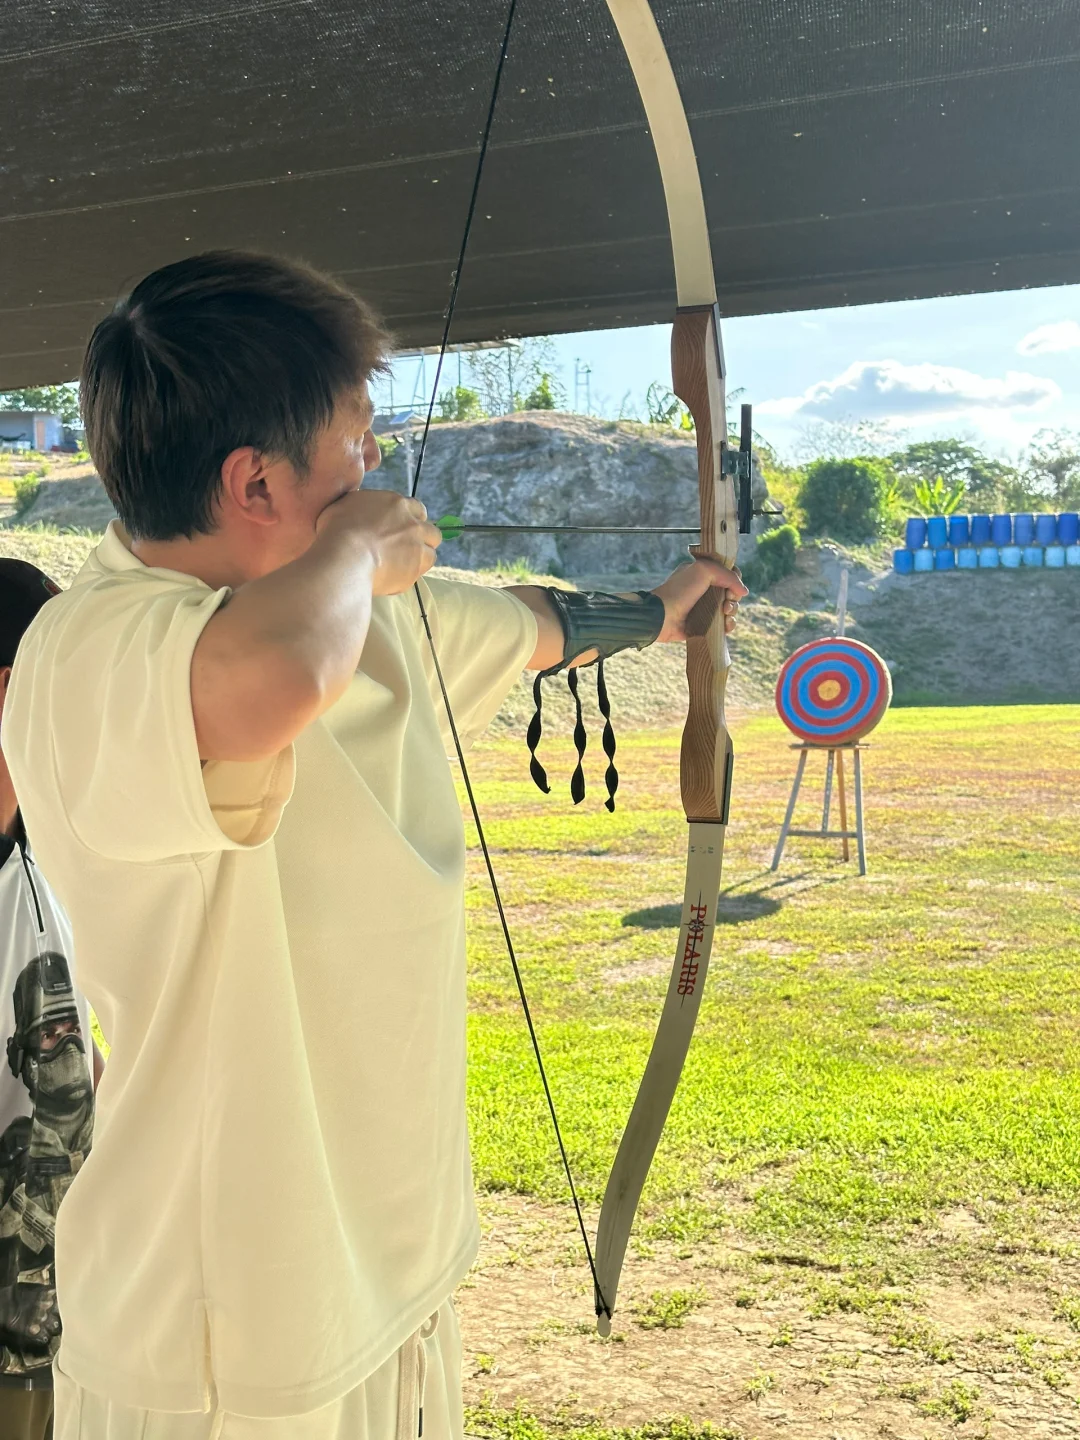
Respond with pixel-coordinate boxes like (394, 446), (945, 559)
(527, 588), (666, 814)
(543, 587), (666, 668)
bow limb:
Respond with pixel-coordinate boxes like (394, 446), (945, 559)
(593, 0), (738, 1335)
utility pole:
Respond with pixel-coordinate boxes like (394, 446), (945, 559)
(574, 358), (592, 414)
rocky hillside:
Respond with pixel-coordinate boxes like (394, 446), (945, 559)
(2, 417), (1077, 720)
(5, 412), (770, 577)
(374, 411), (769, 576)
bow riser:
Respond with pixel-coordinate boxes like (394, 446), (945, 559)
(672, 304), (738, 826)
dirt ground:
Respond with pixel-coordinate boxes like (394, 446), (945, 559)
(457, 1195), (1080, 1440)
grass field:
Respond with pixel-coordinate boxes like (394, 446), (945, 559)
(456, 705), (1080, 1438)
(1, 510), (1075, 1431)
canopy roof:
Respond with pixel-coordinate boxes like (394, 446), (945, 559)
(2, 0), (1077, 387)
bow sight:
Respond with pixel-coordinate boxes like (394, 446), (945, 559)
(724, 402), (756, 536)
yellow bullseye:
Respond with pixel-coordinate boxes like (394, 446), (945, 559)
(816, 679), (842, 702)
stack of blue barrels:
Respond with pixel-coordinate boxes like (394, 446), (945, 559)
(894, 512), (1080, 573)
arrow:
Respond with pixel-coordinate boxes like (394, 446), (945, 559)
(435, 515), (700, 540)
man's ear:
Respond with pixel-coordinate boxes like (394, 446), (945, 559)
(0, 667), (11, 719)
(218, 447), (279, 528)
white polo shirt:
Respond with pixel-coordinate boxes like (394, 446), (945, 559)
(5, 522), (536, 1418)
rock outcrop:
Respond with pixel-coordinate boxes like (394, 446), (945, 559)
(379, 411), (769, 578)
(11, 412), (770, 583)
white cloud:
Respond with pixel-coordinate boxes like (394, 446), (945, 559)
(1016, 320), (1080, 355)
(755, 359), (1060, 422)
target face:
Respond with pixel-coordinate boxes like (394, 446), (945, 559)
(775, 638), (893, 745)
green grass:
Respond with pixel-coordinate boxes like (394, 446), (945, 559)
(633, 1287), (707, 1329)
(462, 705), (1080, 1272)
(465, 1403), (746, 1440)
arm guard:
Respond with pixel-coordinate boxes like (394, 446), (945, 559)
(526, 588), (666, 814)
(542, 587), (666, 667)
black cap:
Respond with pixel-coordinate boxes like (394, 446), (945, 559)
(0, 559), (61, 668)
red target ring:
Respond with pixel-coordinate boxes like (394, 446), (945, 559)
(776, 638), (892, 745)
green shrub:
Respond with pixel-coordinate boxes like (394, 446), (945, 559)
(435, 386), (486, 423)
(743, 522), (800, 592)
(12, 476), (41, 516)
(798, 457), (894, 540)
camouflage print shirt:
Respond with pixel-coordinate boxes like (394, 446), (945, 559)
(0, 822), (94, 1390)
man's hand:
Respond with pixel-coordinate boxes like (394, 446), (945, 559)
(652, 558), (748, 641)
(315, 488), (443, 596)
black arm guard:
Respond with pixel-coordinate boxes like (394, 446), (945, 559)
(526, 589), (665, 814)
(541, 587), (666, 668)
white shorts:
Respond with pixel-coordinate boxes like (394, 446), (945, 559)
(53, 1301), (463, 1440)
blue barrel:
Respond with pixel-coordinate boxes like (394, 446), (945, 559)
(949, 514), (970, 546)
(1067, 544), (1080, 567)
(913, 547), (935, 572)
(927, 516), (948, 549)
(1000, 545), (1022, 568)
(1014, 513), (1035, 546)
(991, 514), (1013, 545)
(935, 547), (955, 570)
(1023, 545), (1043, 566)
(978, 546), (999, 568)
(970, 514), (992, 545)
(1058, 512), (1080, 546)
(1035, 513), (1057, 545)
(1046, 545), (1066, 569)
(957, 546), (978, 569)
(893, 548), (915, 574)
(905, 517), (928, 549)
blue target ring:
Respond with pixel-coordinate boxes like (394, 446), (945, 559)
(776, 639), (892, 745)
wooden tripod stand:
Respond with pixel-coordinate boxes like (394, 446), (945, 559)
(770, 742), (868, 875)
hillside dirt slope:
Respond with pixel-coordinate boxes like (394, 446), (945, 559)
(2, 444), (1076, 717)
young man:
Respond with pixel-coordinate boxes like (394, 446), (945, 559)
(5, 251), (746, 1440)
(0, 559), (105, 1440)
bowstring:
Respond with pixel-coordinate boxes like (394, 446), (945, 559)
(405, 0), (608, 1319)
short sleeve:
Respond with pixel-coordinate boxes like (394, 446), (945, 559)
(7, 576), (295, 863)
(415, 577), (537, 751)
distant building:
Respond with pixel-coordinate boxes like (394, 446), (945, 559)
(0, 411), (72, 452)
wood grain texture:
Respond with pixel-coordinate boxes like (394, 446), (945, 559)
(671, 304), (738, 823)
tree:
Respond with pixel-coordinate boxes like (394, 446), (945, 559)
(435, 386), (486, 423)
(464, 337), (564, 415)
(792, 418), (898, 463)
(798, 457), (895, 541)
(645, 382), (693, 430)
(522, 373), (558, 410)
(1023, 430), (1080, 509)
(888, 438), (1025, 511)
(889, 439), (985, 488)
(0, 383), (81, 427)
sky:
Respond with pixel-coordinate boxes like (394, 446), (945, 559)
(372, 282), (1080, 467)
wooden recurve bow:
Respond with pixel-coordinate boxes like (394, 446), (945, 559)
(592, 0), (752, 1335)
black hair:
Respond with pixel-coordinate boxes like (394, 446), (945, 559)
(80, 250), (393, 540)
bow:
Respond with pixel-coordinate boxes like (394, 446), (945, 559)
(590, 0), (748, 1334)
(409, 0), (751, 1338)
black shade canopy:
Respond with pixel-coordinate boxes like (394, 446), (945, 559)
(2, 0), (1078, 388)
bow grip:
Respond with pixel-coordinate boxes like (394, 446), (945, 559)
(672, 304), (737, 825)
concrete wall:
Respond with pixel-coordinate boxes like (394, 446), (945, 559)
(0, 411), (64, 450)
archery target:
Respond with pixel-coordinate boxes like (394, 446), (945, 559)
(775, 638), (892, 745)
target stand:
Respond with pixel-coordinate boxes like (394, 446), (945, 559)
(770, 637), (892, 876)
(771, 742), (868, 874)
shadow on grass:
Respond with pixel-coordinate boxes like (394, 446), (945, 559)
(620, 870), (851, 929)
(623, 890), (783, 929)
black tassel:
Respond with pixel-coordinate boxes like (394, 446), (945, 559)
(526, 671), (551, 794)
(596, 659), (619, 812)
(567, 668), (587, 805)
